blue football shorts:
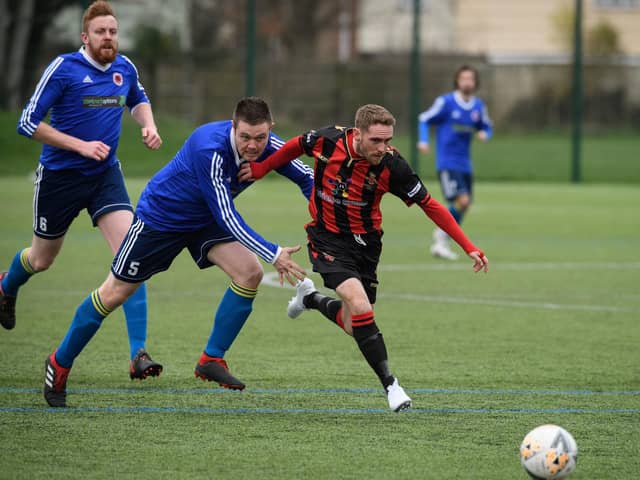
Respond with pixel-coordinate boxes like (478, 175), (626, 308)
(32, 162), (133, 239)
(437, 169), (473, 203)
(111, 215), (235, 283)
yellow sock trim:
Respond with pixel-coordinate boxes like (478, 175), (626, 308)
(230, 281), (258, 299)
(91, 289), (112, 317)
(20, 248), (36, 274)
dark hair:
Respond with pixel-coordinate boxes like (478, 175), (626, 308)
(82, 1), (116, 33)
(232, 97), (273, 126)
(354, 104), (396, 131)
(453, 65), (480, 90)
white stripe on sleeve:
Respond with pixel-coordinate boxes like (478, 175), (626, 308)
(209, 153), (276, 262)
(418, 96), (445, 123)
(19, 57), (65, 135)
(482, 105), (493, 126)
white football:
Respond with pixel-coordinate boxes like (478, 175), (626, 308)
(520, 425), (578, 479)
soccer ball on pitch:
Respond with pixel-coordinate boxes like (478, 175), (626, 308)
(520, 425), (578, 479)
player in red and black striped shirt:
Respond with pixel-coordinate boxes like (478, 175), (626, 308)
(239, 104), (488, 411)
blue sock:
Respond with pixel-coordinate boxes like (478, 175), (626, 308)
(205, 282), (257, 358)
(122, 283), (147, 359)
(56, 290), (112, 368)
(2, 248), (36, 296)
(448, 205), (463, 224)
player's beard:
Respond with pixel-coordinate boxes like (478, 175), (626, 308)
(459, 85), (475, 97)
(90, 41), (118, 64)
(366, 152), (384, 165)
(353, 138), (366, 159)
(355, 140), (383, 165)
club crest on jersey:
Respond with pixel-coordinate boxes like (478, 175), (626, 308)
(328, 175), (351, 198)
(471, 110), (480, 122)
(363, 172), (378, 191)
(112, 72), (123, 86)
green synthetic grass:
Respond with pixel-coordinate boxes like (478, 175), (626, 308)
(0, 111), (194, 178)
(0, 177), (638, 479)
(1, 110), (639, 183)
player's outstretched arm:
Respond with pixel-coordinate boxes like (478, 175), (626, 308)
(131, 103), (162, 150)
(32, 122), (111, 161)
(273, 245), (306, 286)
(420, 196), (488, 273)
(238, 137), (305, 182)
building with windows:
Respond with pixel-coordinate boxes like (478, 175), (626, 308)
(357, 0), (640, 59)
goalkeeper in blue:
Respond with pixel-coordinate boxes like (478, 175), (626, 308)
(1, 1), (164, 379)
(42, 97), (312, 407)
(417, 65), (492, 260)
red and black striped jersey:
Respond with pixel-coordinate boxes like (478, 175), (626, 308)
(300, 125), (430, 236)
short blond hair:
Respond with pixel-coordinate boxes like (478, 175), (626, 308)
(82, 1), (116, 33)
(355, 104), (396, 131)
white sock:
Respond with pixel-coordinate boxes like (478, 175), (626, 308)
(435, 228), (450, 245)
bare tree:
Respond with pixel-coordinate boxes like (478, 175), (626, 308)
(1, 0), (78, 110)
(0, 0), (9, 83)
(5, 0), (35, 110)
(259, 0), (349, 61)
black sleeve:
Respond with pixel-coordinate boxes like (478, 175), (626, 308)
(300, 125), (346, 157)
(388, 152), (430, 206)
(300, 129), (322, 156)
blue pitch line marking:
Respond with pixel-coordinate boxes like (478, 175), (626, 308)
(1, 387), (639, 396)
(0, 406), (638, 415)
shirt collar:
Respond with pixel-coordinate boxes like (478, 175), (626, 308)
(229, 125), (243, 167)
(79, 46), (112, 72)
(453, 91), (476, 110)
(345, 128), (363, 161)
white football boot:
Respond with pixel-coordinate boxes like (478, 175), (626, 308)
(430, 228), (459, 260)
(287, 277), (317, 319)
(386, 378), (412, 412)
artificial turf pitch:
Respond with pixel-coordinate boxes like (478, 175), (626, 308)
(0, 177), (638, 479)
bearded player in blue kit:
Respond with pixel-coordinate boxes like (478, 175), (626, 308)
(418, 65), (492, 260)
(41, 97), (312, 407)
(0, 1), (163, 379)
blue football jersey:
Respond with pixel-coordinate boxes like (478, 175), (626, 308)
(136, 120), (314, 263)
(17, 46), (149, 175)
(418, 91), (492, 173)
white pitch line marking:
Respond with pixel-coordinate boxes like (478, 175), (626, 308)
(376, 292), (631, 313)
(261, 261), (638, 313)
(379, 261), (640, 272)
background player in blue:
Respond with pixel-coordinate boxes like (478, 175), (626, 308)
(42, 97), (312, 407)
(417, 65), (493, 260)
(0, 1), (163, 379)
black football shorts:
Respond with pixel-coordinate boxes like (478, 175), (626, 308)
(306, 224), (382, 304)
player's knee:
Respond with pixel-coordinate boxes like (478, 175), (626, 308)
(98, 282), (133, 310)
(456, 194), (471, 211)
(234, 263), (263, 290)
